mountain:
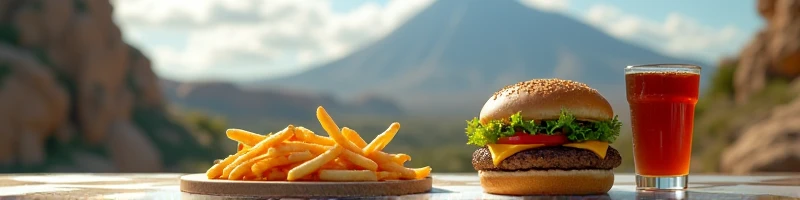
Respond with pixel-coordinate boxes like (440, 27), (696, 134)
(160, 79), (404, 120)
(255, 0), (710, 117)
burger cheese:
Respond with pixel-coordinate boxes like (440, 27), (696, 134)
(487, 140), (609, 166)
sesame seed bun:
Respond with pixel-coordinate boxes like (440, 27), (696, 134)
(473, 79), (617, 196)
(479, 78), (614, 123)
(478, 170), (614, 195)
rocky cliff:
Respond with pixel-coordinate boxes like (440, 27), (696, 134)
(735, 0), (800, 104)
(0, 0), (212, 172)
(700, 0), (800, 174)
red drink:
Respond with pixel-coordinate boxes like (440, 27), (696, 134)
(625, 64), (701, 190)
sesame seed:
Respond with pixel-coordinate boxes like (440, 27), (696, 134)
(491, 78), (596, 99)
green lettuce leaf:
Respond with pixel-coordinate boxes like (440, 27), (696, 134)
(465, 109), (622, 147)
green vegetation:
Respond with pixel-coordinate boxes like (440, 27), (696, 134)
(132, 106), (216, 170)
(466, 110), (622, 146)
(167, 109), (232, 172)
(0, 138), (73, 173)
(692, 61), (798, 172)
(74, 0), (88, 13)
(179, 110), (232, 155)
(0, 63), (10, 87)
(0, 107), (227, 173)
(0, 23), (19, 45)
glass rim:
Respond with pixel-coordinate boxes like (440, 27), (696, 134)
(625, 63), (702, 70)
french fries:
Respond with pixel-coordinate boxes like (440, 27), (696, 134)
(316, 107), (366, 155)
(251, 151), (315, 178)
(266, 169), (287, 181)
(206, 150), (247, 179)
(392, 154), (412, 165)
(227, 129), (267, 146)
(205, 106), (432, 182)
(412, 166), (432, 180)
(342, 127), (368, 148)
(295, 126), (336, 146)
(340, 149), (378, 171)
(363, 122), (400, 156)
(222, 126), (294, 178)
(376, 171), (401, 180)
(288, 145), (344, 180)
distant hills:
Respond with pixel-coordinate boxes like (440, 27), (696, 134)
(160, 79), (404, 121)
(252, 0), (710, 117)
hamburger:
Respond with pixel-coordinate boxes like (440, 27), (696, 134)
(466, 79), (623, 195)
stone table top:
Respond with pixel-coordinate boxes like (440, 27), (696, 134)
(0, 173), (798, 199)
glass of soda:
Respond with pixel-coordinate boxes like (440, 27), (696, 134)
(625, 64), (701, 190)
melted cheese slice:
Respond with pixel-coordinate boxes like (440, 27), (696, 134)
(562, 140), (609, 159)
(486, 141), (609, 166)
(486, 144), (545, 166)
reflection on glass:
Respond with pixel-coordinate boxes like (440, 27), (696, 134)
(635, 190), (688, 200)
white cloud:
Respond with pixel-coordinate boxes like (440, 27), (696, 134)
(112, 0), (216, 27)
(519, 0), (570, 12)
(111, 0), (434, 81)
(583, 4), (742, 63)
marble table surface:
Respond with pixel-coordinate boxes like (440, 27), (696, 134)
(0, 173), (798, 199)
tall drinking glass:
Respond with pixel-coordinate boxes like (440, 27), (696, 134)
(624, 64), (701, 190)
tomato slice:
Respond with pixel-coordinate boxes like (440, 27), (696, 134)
(497, 133), (569, 145)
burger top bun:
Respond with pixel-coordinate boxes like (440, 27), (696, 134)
(479, 79), (614, 123)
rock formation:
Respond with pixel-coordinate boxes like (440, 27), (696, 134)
(721, 82), (800, 174)
(0, 43), (69, 166)
(720, 0), (800, 174)
(0, 0), (210, 172)
(735, 0), (800, 104)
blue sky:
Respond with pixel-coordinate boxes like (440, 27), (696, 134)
(568, 0), (761, 32)
(330, 0), (391, 12)
(331, 0), (761, 31)
(111, 0), (763, 82)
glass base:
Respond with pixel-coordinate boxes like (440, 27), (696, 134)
(636, 175), (688, 190)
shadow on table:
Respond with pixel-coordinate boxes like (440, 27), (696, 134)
(429, 188), (454, 193)
(474, 190), (800, 200)
(612, 190), (799, 200)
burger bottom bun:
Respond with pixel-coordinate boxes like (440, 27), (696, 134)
(479, 169), (614, 196)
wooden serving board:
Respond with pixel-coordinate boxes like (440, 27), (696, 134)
(179, 173), (433, 198)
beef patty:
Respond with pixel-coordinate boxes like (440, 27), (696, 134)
(472, 146), (622, 171)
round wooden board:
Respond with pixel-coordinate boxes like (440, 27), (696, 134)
(179, 173), (433, 198)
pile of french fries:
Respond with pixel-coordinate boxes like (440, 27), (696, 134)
(205, 106), (432, 182)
